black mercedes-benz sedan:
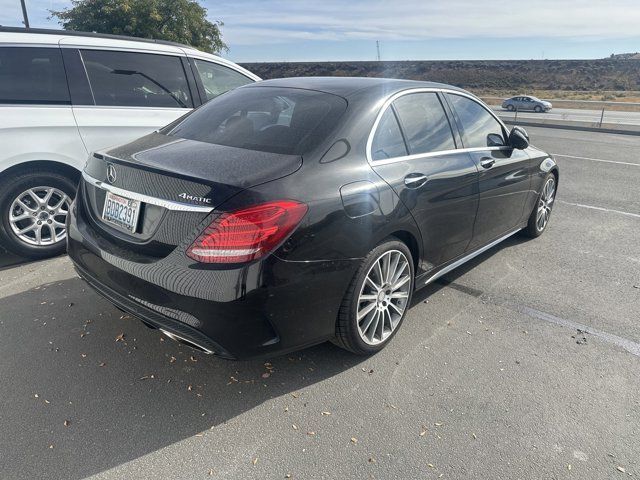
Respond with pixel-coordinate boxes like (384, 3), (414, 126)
(67, 77), (558, 359)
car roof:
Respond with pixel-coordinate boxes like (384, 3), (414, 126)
(248, 76), (470, 99)
(0, 27), (259, 79)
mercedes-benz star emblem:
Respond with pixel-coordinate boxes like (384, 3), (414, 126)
(106, 164), (117, 184)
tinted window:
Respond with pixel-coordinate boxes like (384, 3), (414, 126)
(168, 87), (347, 155)
(193, 60), (252, 101)
(447, 94), (505, 148)
(0, 47), (69, 104)
(81, 50), (192, 108)
(371, 108), (408, 160)
(392, 93), (456, 155)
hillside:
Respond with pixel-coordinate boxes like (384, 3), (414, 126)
(240, 60), (640, 92)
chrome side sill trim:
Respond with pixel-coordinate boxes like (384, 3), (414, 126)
(424, 228), (521, 285)
(82, 171), (213, 213)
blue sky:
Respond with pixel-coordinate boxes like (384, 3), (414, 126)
(1, 0), (640, 62)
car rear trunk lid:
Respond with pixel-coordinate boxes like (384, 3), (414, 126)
(80, 132), (302, 255)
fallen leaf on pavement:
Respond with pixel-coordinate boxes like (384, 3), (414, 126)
(617, 466), (626, 473)
(139, 374), (155, 380)
(252, 458), (258, 466)
(420, 426), (428, 437)
(307, 431), (315, 436)
(351, 437), (358, 444)
(64, 420), (70, 427)
(261, 373), (270, 379)
(321, 411), (331, 416)
(115, 333), (125, 342)
(292, 424), (298, 430)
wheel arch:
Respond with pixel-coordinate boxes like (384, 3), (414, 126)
(0, 160), (81, 185)
(387, 229), (420, 271)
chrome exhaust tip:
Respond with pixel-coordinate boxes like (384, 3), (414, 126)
(160, 329), (214, 354)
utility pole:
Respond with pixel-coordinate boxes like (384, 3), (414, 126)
(20, 0), (30, 28)
(376, 41), (380, 61)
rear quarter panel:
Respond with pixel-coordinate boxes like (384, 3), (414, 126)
(0, 105), (87, 174)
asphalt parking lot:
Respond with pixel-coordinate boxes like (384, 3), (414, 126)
(1, 126), (638, 480)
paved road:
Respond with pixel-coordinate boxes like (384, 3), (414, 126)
(492, 106), (640, 126)
(1, 127), (639, 479)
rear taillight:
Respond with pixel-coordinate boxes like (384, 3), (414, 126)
(186, 200), (308, 263)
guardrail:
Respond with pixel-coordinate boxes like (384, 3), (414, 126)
(480, 96), (640, 132)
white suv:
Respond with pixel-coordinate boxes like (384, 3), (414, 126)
(0, 27), (259, 258)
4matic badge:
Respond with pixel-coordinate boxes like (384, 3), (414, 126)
(178, 193), (212, 204)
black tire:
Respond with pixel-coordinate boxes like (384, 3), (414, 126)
(0, 170), (77, 259)
(334, 238), (414, 355)
(534, 105), (543, 113)
(507, 104), (515, 111)
(522, 172), (556, 238)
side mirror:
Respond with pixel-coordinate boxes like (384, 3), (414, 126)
(509, 126), (529, 150)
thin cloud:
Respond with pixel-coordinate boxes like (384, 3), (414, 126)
(211, 0), (640, 45)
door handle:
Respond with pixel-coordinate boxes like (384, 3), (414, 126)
(404, 174), (428, 188)
(480, 158), (495, 169)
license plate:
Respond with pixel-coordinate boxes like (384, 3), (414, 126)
(102, 191), (140, 232)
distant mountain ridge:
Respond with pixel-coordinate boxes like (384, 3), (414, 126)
(609, 52), (640, 60)
(240, 59), (640, 91)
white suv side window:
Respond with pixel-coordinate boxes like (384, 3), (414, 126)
(0, 47), (70, 105)
(192, 60), (253, 101)
(81, 49), (193, 108)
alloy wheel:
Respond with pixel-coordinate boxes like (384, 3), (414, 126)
(356, 249), (411, 345)
(8, 187), (71, 246)
(536, 177), (555, 232)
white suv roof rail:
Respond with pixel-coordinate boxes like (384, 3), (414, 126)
(0, 26), (191, 49)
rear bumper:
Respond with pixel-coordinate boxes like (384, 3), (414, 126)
(67, 201), (360, 360)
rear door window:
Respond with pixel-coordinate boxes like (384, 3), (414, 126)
(446, 93), (506, 148)
(167, 86), (347, 155)
(392, 92), (457, 155)
(370, 107), (408, 160)
(0, 47), (70, 104)
(80, 50), (193, 108)
(192, 60), (253, 101)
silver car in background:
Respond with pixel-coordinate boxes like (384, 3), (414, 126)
(502, 95), (552, 112)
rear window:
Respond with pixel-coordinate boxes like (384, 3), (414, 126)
(0, 47), (70, 104)
(167, 86), (347, 155)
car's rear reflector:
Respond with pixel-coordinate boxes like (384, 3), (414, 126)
(186, 200), (308, 263)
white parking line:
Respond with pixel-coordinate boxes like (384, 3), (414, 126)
(552, 153), (640, 167)
(518, 305), (640, 358)
(559, 201), (640, 219)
